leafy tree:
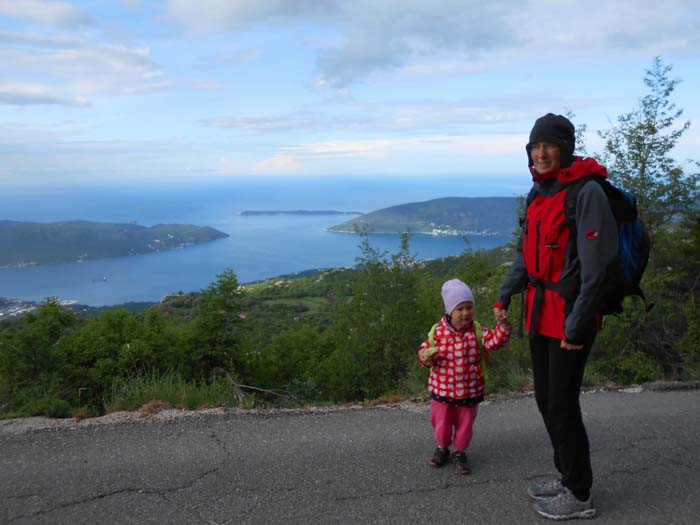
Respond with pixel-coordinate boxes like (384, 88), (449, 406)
(321, 232), (428, 400)
(0, 298), (78, 416)
(188, 269), (245, 378)
(599, 57), (700, 248)
(564, 108), (588, 156)
(57, 308), (145, 407)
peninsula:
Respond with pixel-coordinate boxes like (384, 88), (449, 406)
(328, 196), (519, 236)
(0, 220), (228, 267)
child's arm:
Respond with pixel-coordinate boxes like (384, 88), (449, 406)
(481, 319), (513, 352)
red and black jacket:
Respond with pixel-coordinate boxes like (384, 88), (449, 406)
(496, 157), (618, 344)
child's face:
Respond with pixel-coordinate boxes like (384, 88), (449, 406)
(450, 301), (474, 330)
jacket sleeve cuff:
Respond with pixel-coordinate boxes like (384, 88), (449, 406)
(564, 328), (586, 346)
(493, 301), (505, 309)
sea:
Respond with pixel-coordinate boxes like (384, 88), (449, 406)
(0, 175), (528, 306)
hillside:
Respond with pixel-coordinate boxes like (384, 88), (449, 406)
(328, 196), (518, 235)
(0, 220), (228, 267)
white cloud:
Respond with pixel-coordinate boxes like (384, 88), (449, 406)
(253, 133), (527, 174)
(202, 110), (381, 133)
(255, 152), (304, 173)
(0, 83), (89, 106)
(165, 0), (339, 33)
(211, 48), (260, 65)
(0, 31), (170, 105)
(200, 98), (549, 136)
(0, 0), (92, 28)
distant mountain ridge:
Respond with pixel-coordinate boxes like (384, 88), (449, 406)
(0, 220), (228, 267)
(328, 196), (519, 235)
(241, 210), (362, 216)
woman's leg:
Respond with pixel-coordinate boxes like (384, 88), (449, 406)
(545, 338), (592, 499)
(530, 334), (562, 474)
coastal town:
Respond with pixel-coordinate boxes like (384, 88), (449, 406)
(0, 298), (76, 318)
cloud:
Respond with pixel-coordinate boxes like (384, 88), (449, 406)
(0, 0), (92, 28)
(0, 133), (232, 182)
(210, 48), (260, 65)
(255, 152), (304, 173)
(200, 97), (555, 136)
(0, 31), (170, 105)
(0, 83), (89, 106)
(253, 132), (527, 174)
(202, 110), (380, 133)
(165, 0), (339, 33)
(164, 0), (700, 88)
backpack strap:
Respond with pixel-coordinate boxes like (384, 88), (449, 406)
(430, 321), (486, 365)
(518, 186), (542, 337)
(473, 320), (489, 369)
(428, 323), (439, 348)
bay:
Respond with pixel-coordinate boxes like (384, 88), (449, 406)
(0, 175), (525, 306)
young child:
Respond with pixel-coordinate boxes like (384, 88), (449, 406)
(418, 278), (512, 474)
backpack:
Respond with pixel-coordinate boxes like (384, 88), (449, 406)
(526, 176), (650, 316)
(428, 321), (489, 384)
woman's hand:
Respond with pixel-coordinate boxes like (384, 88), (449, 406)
(560, 339), (584, 350)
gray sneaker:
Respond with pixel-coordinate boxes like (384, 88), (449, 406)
(528, 479), (564, 501)
(533, 487), (596, 520)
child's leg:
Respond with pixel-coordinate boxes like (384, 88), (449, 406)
(452, 405), (479, 451)
(430, 399), (454, 448)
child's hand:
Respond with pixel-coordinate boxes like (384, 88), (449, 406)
(419, 346), (438, 362)
(493, 307), (508, 322)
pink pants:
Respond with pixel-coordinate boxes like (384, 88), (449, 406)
(430, 399), (479, 451)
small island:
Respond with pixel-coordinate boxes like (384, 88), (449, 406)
(241, 210), (362, 216)
(0, 220), (228, 267)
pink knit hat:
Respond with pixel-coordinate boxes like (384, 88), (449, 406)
(441, 278), (475, 314)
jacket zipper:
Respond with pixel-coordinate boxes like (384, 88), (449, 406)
(536, 220), (541, 274)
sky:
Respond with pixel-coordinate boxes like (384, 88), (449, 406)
(1, 0), (699, 186)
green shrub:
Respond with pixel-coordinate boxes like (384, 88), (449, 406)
(105, 369), (246, 412)
(18, 397), (72, 418)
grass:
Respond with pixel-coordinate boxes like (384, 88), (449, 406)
(490, 359), (533, 394)
(105, 369), (246, 413)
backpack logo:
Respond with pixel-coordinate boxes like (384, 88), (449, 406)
(585, 229), (599, 240)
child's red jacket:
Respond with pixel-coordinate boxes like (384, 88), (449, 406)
(418, 317), (512, 404)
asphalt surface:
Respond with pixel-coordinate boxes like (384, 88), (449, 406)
(1, 387), (699, 524)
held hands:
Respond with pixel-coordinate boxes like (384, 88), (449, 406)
(493, 307), (508, 323)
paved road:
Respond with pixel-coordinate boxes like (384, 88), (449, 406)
(1, 388), (699, 524)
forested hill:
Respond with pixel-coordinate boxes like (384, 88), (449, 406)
(328, 196), (519, 235)
(0, 220), (228, 267)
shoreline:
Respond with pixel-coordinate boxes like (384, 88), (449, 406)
(326, 228), (507, 237)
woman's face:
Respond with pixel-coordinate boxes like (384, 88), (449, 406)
(529, 142), (561, 176)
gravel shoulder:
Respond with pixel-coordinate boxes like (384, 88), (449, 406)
(3, 380), (697, 436)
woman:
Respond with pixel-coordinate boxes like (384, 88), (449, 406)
(494, 113), (618, 520)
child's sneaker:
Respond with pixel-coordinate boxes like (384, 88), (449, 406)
(428, 447), (450, 468)
(452, 450), (470, 475)
(533, 487), (596, 520)
(527, 479), (564, 501)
